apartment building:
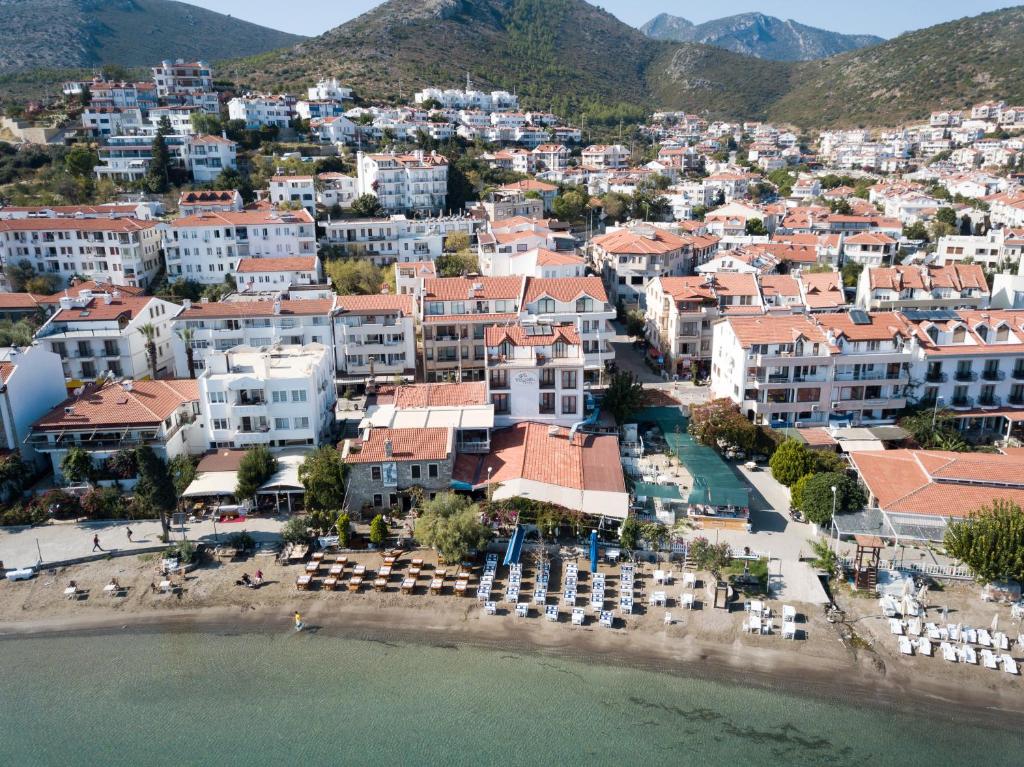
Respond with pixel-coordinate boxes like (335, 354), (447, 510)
(711, 311), (914, 427)
(484, 322), (586, 427)
(93, 134), (237, 183)
(227, 95), (296, 129)
(0, 217), (162, 289)
(152, 60), (213, 97)
(197, 344), (336, 450)
(414, 87), (517, 112)
(333, 294), (416, 382)
(234, 256), (323, 293)
(35, 291), (182, 383)
(308, 78), (353, 102)
(28, 379), (202, 483)
(322, 215), (479, 266)
(81, 107), (144, 138)
(645, 273), (763, 376)
(178, 190), (244, 216)
(356, 151), (449, 214)
(935, 230), (1024, 270)
(520, 277), (614, 382)
(855, 264), (990, 311)
(582, 144), (630, 170)
(317, 173), (359, 209)
(590, 224), (694, 308)
(481, 247), (586, 279)
(269, 176), (316, 215)
(165, 209), (316, 285)
(420, 276), (524, 382)
(171, 296), (335, 377)
(842, 232), (899, 267)
(186, 135), (238, 183)
(0, 345), (71, 469)
(532, 144), (569, 171)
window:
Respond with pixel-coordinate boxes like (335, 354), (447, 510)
(561, 370), (577, 389)
(373, 494), (383, 507)
(411, 465), (422, 480)
(540, 369), (555, 389)
(291, 389), (307, 402)
(212, 418), (229, 430)
(561, 395), (577, 415)
(575, 297), (593, 313)
(428, 464), (439, 479)
(537, 298), (555, 313)
(492, 393), (509, 414)
(293, 417), (310, 429)
(274, 417), (289, 430)
(207, 391), (226, 403)
(371, 466), (382, 481)
(272, 390), (286, 403)
(539, 392), (555, 414)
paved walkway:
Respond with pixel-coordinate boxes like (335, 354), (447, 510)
(0, 516), (285, 569)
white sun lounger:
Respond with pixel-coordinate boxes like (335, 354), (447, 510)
(908, 619), (922, 637)
(571, 607), (585, 625)
(747, 615), (762, 634)
(898, 636), (914, 656)
(994, 632), (1010, 651)
(889, 618), (904, 635)
(917, 638), (932, 657)
(682, 572), (696, 588)
(941, 642), (957, 662)
(599, 611), (614, 628)
(782, 622), (797, 639)
(545, 605), (558, 622)
(1002, 655), (1019, 675)
(961, 645), (978, 665)
(681, 593), (694, 610)
(515, 602), (529, 618)
(782, 605), (796, 622)
(484, 601), (497, 615)
(981, 649), (999, 670)
(925, 622), (940, 640)
(619, 596), (633, 614)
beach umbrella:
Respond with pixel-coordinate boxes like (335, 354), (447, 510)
(917, 584), (929, 605)
(942, 605), (949, 622)
(991, 613), (999, 633)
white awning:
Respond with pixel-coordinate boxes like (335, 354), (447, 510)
(838, 439), (886, 453)
(182, 471), (238, 498)
(363, 404), (494, 430)
(258, 451), (309, 493)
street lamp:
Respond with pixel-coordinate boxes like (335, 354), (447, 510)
(931, 395), (945, 430)
(830, 485), (838, 554)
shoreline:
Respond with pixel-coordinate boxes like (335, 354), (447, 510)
(3, 603), (1023, 732)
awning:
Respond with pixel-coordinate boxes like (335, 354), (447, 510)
(182, 471), (238, 498)
(838, 439), (885, 453)
(257, 451), (309, 494)
(633, 482), (683, 500)
(503, 525), (525, 566)
(589, 530), (598, 573)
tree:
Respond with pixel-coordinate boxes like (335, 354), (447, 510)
(444, 231), (471, 252)
(434, 250), (479, 277)
(104, 449), (137, 480)
(369, 514), (388, 547)
(169, 454), (198, 496)
(24, 274), (61, 295)
(282, 516), (311, 545)
(745, 218), (768, 237)
(828, 199), (852, 215)
(61, 447), (94, 484)
(134, 446), (176, 539)
(336, 512), (351, 547)
(902, 221), (929, 241)
(325, 259), (387, 295)
(5, 259), (37, 292)
(298, 446), (348, 511)
(800, 473), (866, 526)
(0, 453), (27, 500)
(139, 323), (158, 379)
(601, 191), (629, 222)
(350, 193), (383, 218)
(146, 117), (173, 193)
(624, 309), (646, 340)
(899, 408), (962, 449)
(176, 327), (196, 379)
(619, 516), (641, 552)
(190, 111), (221, 136)
(689, 537), (732, 580)
(689, 398), (757, 451)
(935, 207), (958, 227)
(551, 189), (588, 222)
(602, 371), (644, 426)
(236, 446), (277, 501)
(790, 474), (813, 511)
(945, 500), (1024, 583)
(414, 492), (492, 563)
(769, 439), (815, 487)
(841, 261), (863, 288)
(64, 145), (98, 178)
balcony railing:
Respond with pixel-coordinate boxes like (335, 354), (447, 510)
(949, 396), (975, 410)
(982, 369), (1006, 382)
(978, 395), (1002, 409)
(1008, 395), (1024, 407)
(954, 370), (978, 382)
(925, 371), (948, 383)
(1012, 369), (1024, 381)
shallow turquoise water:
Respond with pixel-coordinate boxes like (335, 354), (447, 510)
(0, 631), (1020, 766)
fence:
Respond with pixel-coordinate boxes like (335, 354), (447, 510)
(839, 556), (972, 581)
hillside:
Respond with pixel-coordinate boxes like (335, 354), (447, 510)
(641, 12), (883, 61)
(770, 6), (1024, 126)
(0, 0), (304, 75)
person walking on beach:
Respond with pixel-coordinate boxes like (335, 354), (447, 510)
(92, 534), (102, 552)
(126, 526), (133, 543)
(294, 611), (304, 632)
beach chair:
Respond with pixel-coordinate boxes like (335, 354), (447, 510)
(545, 605), (558, 622)
(455, 579), (468, 595)
(295, 575), (312, 591)
(978, 629), (992, 647)
(782, 622), (796, 640)
(599, 611), (614, 628)
(1002, 655), (1019, 675)
(681, 593), (694, 610)
(664, 612), (673, 625)
(304, 561), (319, 574)
(402, 578), (416, 594)
(323, 576), (338, 591)
(347, 576), (363, 592)
(571, 608), (585, 626)
(352, 564), (366, 577)
(484, 601), (497, 615)
(515, 602), (529, 618)
(962, 645), (977, 665)
(898, 636), (914, 656)
(940, 642), (957, 662)
(373, 577), (388, 591)
(889, 618), (904, 635)
(981, 649), (999, 670)
(430, 578), (444, 594)
(917, 638), (932, 657)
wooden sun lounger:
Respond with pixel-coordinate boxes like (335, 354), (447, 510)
(323, 576), (338, 591)
(401, 578), (416, 593)
(329, 564), (344, 577)
(347, 576), (363, 592)
(430, 578), (444, 594)
(455, 580), (468, 595)
(305, 562), (319, 574)
(295, 575), (312, 590)
(373, 577), (388, 591)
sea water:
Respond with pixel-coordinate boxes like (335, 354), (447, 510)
(0, 631), (1020, 766)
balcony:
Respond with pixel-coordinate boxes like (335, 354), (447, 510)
(978, 395), (1002, 410)
(1008, 394), (1024, 407)
(949, 396), (975, 411)
(237, 392), (266, 406)
(925, 371), (948, 383)
(954, 370), (978, 382)
(1012, 368), (1024, 381)
(982, 369), (1006, 382)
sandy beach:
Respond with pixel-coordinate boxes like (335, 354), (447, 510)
(1, 548), (1021, 731)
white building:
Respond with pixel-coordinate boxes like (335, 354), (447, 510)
(311, 115), (357, 144)
(269, 176), (316, 215)
(334, 294), (416, 382)
(186, 135), (237, 183)
(0, 345), (70, 469)
(0, 217), (162, 289)
(81, 107), (144, 138)
(227, 95), (296, 130)
(93, 134), (236, 183)
(165, 209), (316, 285)
(36, 291), (182, 383)
(855, 264), (990, 311)
(235, 256), (323, 294)
(481, 246), (585, 278)
(935, 230), (1023, 271)
(484, 322), (586, 427)
(323, 215), (479, 266)
(356, 151), (449, 214)
(198, 344), (336, 450)
(317, 173), (359, 210)
(842, 232), (898, 267)
(589, 224), (696, 307)
(152, 60), (213, 97)
(172, 296), (335, 377)
(178, 190), (244, 216)
(307, 77), (353, 102)
(413, 87), (517, 112)
(581, 144), (629, 170)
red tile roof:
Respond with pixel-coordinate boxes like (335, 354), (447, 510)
(0, 218), (156, 233)
(533, 248), (583, 266)
(236, 256), (317, 273)
(499, 179), (557, 193)
(345, 427), (452, 463)
(484, 323), (580, 347)
(0, 292), (47, 310)
(393, 382), (488, 408)
(422, 276), (524, 302)
(34, 380), (199, 431)
(46, 281), (145, 300)
(179, 298), (334, 319)
(816, 311), (912, 342)
(726, 315), (831, 347)
(334, 294), (412, 314)
(845, 232), (897, 246)
(524, 276), (607, 304)
(798, 271), (846, 309)
(50, 296), (161, 322)
(591, 227), (687, 255)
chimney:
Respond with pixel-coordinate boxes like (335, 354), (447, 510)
(384, 438), (393, 458)
(182, 298), (192, 310)
(273, 299), (282, 315)
(122, 380), (133, 392)
(103, 293), (113, 305)
(111, 290), (121, 301)
(59, 296), (73, 311)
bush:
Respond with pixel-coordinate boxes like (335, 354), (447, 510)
(945, 500), (1024, 583)
(281, 517), (310, 545)
(769, 439), (815, 487)
(236, 446), (277, 501)
(689, 537), (733, 579)
(39, 489), (82, 520)
(81, 487), (129, 520)
(369, 514), (388, 547)
(414, 493), (491, 563)
(336, 512), (351, 547)
(227, 531), (256, 551)
(167, 539), (196, 565)
(790, 474), (813, 511)
(800, 473), (866, 526)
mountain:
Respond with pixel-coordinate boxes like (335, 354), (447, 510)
(640, 13), (693, 39)
(769, 6), (1024, 126)
(640, 12), (883, 61)
(0, 0), (304, 75)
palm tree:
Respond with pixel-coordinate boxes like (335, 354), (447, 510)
(139, 323), (158, 379)
(177, 327), (196, 379)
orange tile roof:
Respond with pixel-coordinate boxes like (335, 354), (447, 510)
(334, 294), (412, 314)
(0, 218), (156, 233)
(759, 275), (800, 299)
(50, 296), (160, 322)
(178, 190), (238, 204)
(423, 312), (518, 325)
(657, 277), (715, 303)
(798, 272), (846, 309)
(708, 272), (760, 297)
(533, 248), (583, 266)
(485, 323), (580, 347)
(816, 311), (912, 342)
(34, 380), (198, 431)
(845, 232), (897, 246)
(346, 427), (451, 463)
(591, 227), (687, 255)
(726, 315), (831, 347)
(422, 276), (524, 302)
(47, 281), (145, 300)
(170, 210), (314, 228)
(524, 276), (607, 304)
(236, 256), (317, 273)
(393, 382), (487, 408)
(868, 264), (989, 293)
(180, 298), (334, 320)
(0, 361), (13, 383)
(0, 292), (47, 310)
